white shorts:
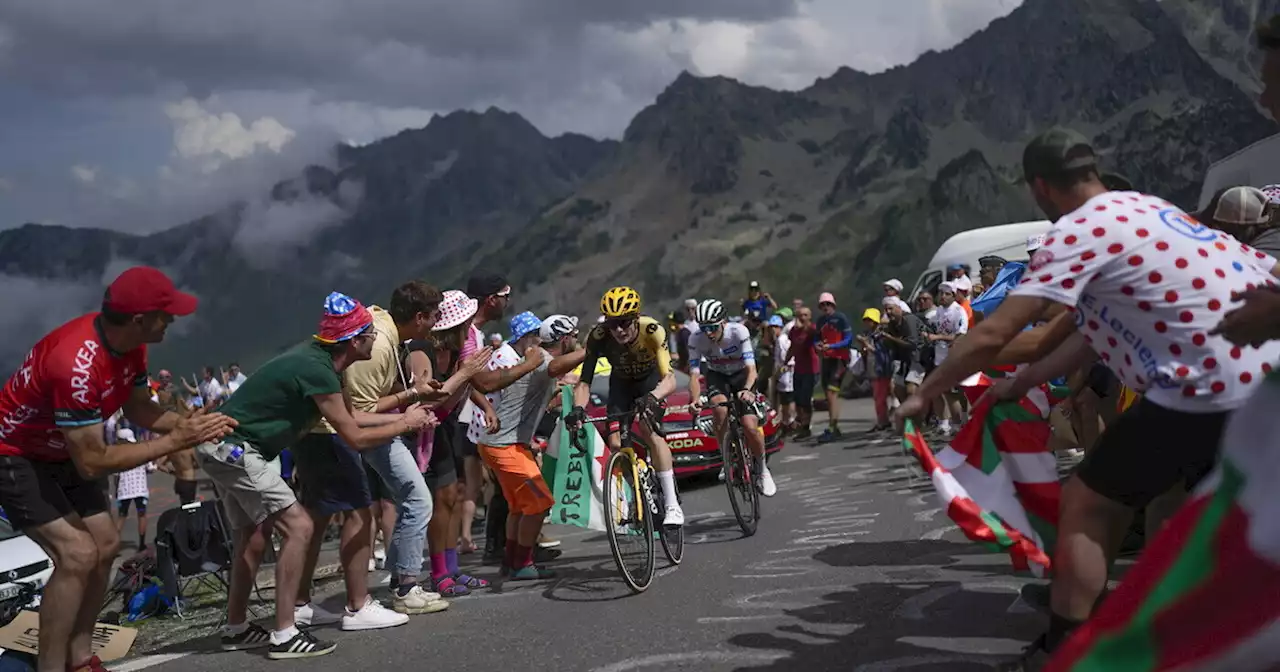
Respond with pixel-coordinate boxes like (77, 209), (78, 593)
(894, 363), (926, 387)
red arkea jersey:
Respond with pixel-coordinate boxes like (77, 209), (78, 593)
(0, 314), (149, 461)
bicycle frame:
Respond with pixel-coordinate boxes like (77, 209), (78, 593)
(581, 408), (653, 524)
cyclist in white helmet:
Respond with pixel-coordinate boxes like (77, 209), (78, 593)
(687, 299), (777, 497)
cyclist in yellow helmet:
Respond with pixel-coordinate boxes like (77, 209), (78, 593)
(567, 286), (684, 526)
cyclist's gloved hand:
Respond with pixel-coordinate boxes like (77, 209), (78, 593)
(565, 406), (588, 430)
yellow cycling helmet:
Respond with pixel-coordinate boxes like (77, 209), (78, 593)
(600, 286), (641, 318)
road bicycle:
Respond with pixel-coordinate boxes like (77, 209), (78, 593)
(703, 393), (762, 537)
(574, 403), (683, 593)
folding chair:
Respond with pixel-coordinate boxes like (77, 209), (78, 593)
(153, 500), (236, 619)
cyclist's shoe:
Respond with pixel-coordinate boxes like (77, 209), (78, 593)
(757, 466), (778, 497)
(717, 466), (726, 482)
(509, 564), (557, 581)
(663, 503), (685, 527)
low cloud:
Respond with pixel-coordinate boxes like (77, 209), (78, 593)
(0, 255), (175, 372)
(232, 178), (363, 269)
(70, 164), (98, 184)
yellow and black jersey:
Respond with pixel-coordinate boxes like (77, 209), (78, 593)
(579, 315), (672, 383)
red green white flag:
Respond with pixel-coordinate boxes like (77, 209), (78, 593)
(1046, 374), (1280, 672)
(903, 383), (1062, 576)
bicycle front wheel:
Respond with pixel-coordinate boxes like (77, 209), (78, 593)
(657, 485), (684, 565)
(603, 449), (655, 593)
(723, 423), (760, 537)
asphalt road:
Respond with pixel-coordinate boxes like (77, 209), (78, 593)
(116, 399), (1050, 672)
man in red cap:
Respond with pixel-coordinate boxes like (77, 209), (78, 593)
(0, 266), (238, 672)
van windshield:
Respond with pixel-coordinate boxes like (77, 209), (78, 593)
(909, 270), (943, 303)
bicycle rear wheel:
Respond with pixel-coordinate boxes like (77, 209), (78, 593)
(723, 422), (760, 537)
(603, 450), (655, 593)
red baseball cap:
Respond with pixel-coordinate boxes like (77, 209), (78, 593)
(104, 267), (198, 316)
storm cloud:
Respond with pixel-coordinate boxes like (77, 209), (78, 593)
(0, 0), (1021, 231)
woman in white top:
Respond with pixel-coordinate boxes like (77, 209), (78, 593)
(113, 428), (153, 551)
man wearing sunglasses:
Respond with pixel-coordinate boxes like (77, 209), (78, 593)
(567, 286), (684, 526)
(687, 299), (778, 497)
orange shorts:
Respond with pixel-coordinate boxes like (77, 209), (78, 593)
(478, 443), (554, 516)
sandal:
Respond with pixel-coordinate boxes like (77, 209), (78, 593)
(433, 576), (470, 597)
(455, 573), (489, 590)
(457, 539), (479, 555)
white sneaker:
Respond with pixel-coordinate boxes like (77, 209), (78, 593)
(758, 467), (778, 497)
(343, 596), (409, 631)
(392, 585), (450, 615)
(294, 602), (342, 627)
(717, 467), (726, 482)
(663, 503), (685, 527)
(368, 557), (378, 571)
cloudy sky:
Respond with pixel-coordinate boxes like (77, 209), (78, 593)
(0, 0), (1021, 234)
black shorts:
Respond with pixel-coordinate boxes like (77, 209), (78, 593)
(793, 373), (817, 411)
(820, 358), (848, 391)
(1075, 399), (1228, 509)
(778, 390), (795, 404)
(704, 369), (759, 417)
(605, 369), (661, 418)
(117, 497), (148, 516)
(1086, 363), (1117, 399)
(365, 463), (388, 501)
(424, 417), (459, 493)
(294, 433), (373, 515)
(0, 455), (110, 529)
(453, 416), (479, 460)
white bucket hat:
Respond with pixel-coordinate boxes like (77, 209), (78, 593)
(433, 289), (478, 331)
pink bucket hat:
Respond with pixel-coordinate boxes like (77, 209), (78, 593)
(433, 289), (478, 331)
(818, 292), (836, 306)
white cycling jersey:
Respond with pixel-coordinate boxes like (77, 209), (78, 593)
(688, 322), (755, 374)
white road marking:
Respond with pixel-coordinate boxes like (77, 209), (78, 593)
(922, 525), (958, 540)
(111, 654), (190, 672)
(591, 650), (789, 671)
(913, 509), (939, 522)
(779, 454), (820, 462)
(695, 614), (786, 623)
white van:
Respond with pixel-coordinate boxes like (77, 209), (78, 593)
(908, 220), (1053, 301)
(1197, 131), (1280, 211)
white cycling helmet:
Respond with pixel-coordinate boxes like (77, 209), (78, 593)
(696, 299), (725, 325)
(540, 314), (579, 343)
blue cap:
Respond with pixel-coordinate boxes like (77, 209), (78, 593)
(947, 263), (966, 272)
(768, 315), (784, 327)
(508, 311), (542, 343)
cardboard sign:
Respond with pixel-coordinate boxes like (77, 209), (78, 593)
(0, 610), (137, 662)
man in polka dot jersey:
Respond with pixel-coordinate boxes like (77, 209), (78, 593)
(896, 127), (1280, 666)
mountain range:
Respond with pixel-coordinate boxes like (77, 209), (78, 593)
(2, 0), (1278, 372)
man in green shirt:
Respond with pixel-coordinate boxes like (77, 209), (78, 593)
(198, 292), (437, 660)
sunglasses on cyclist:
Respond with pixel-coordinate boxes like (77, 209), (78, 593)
(699, 323), (722, 333)
(604, 317), (637, 330)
